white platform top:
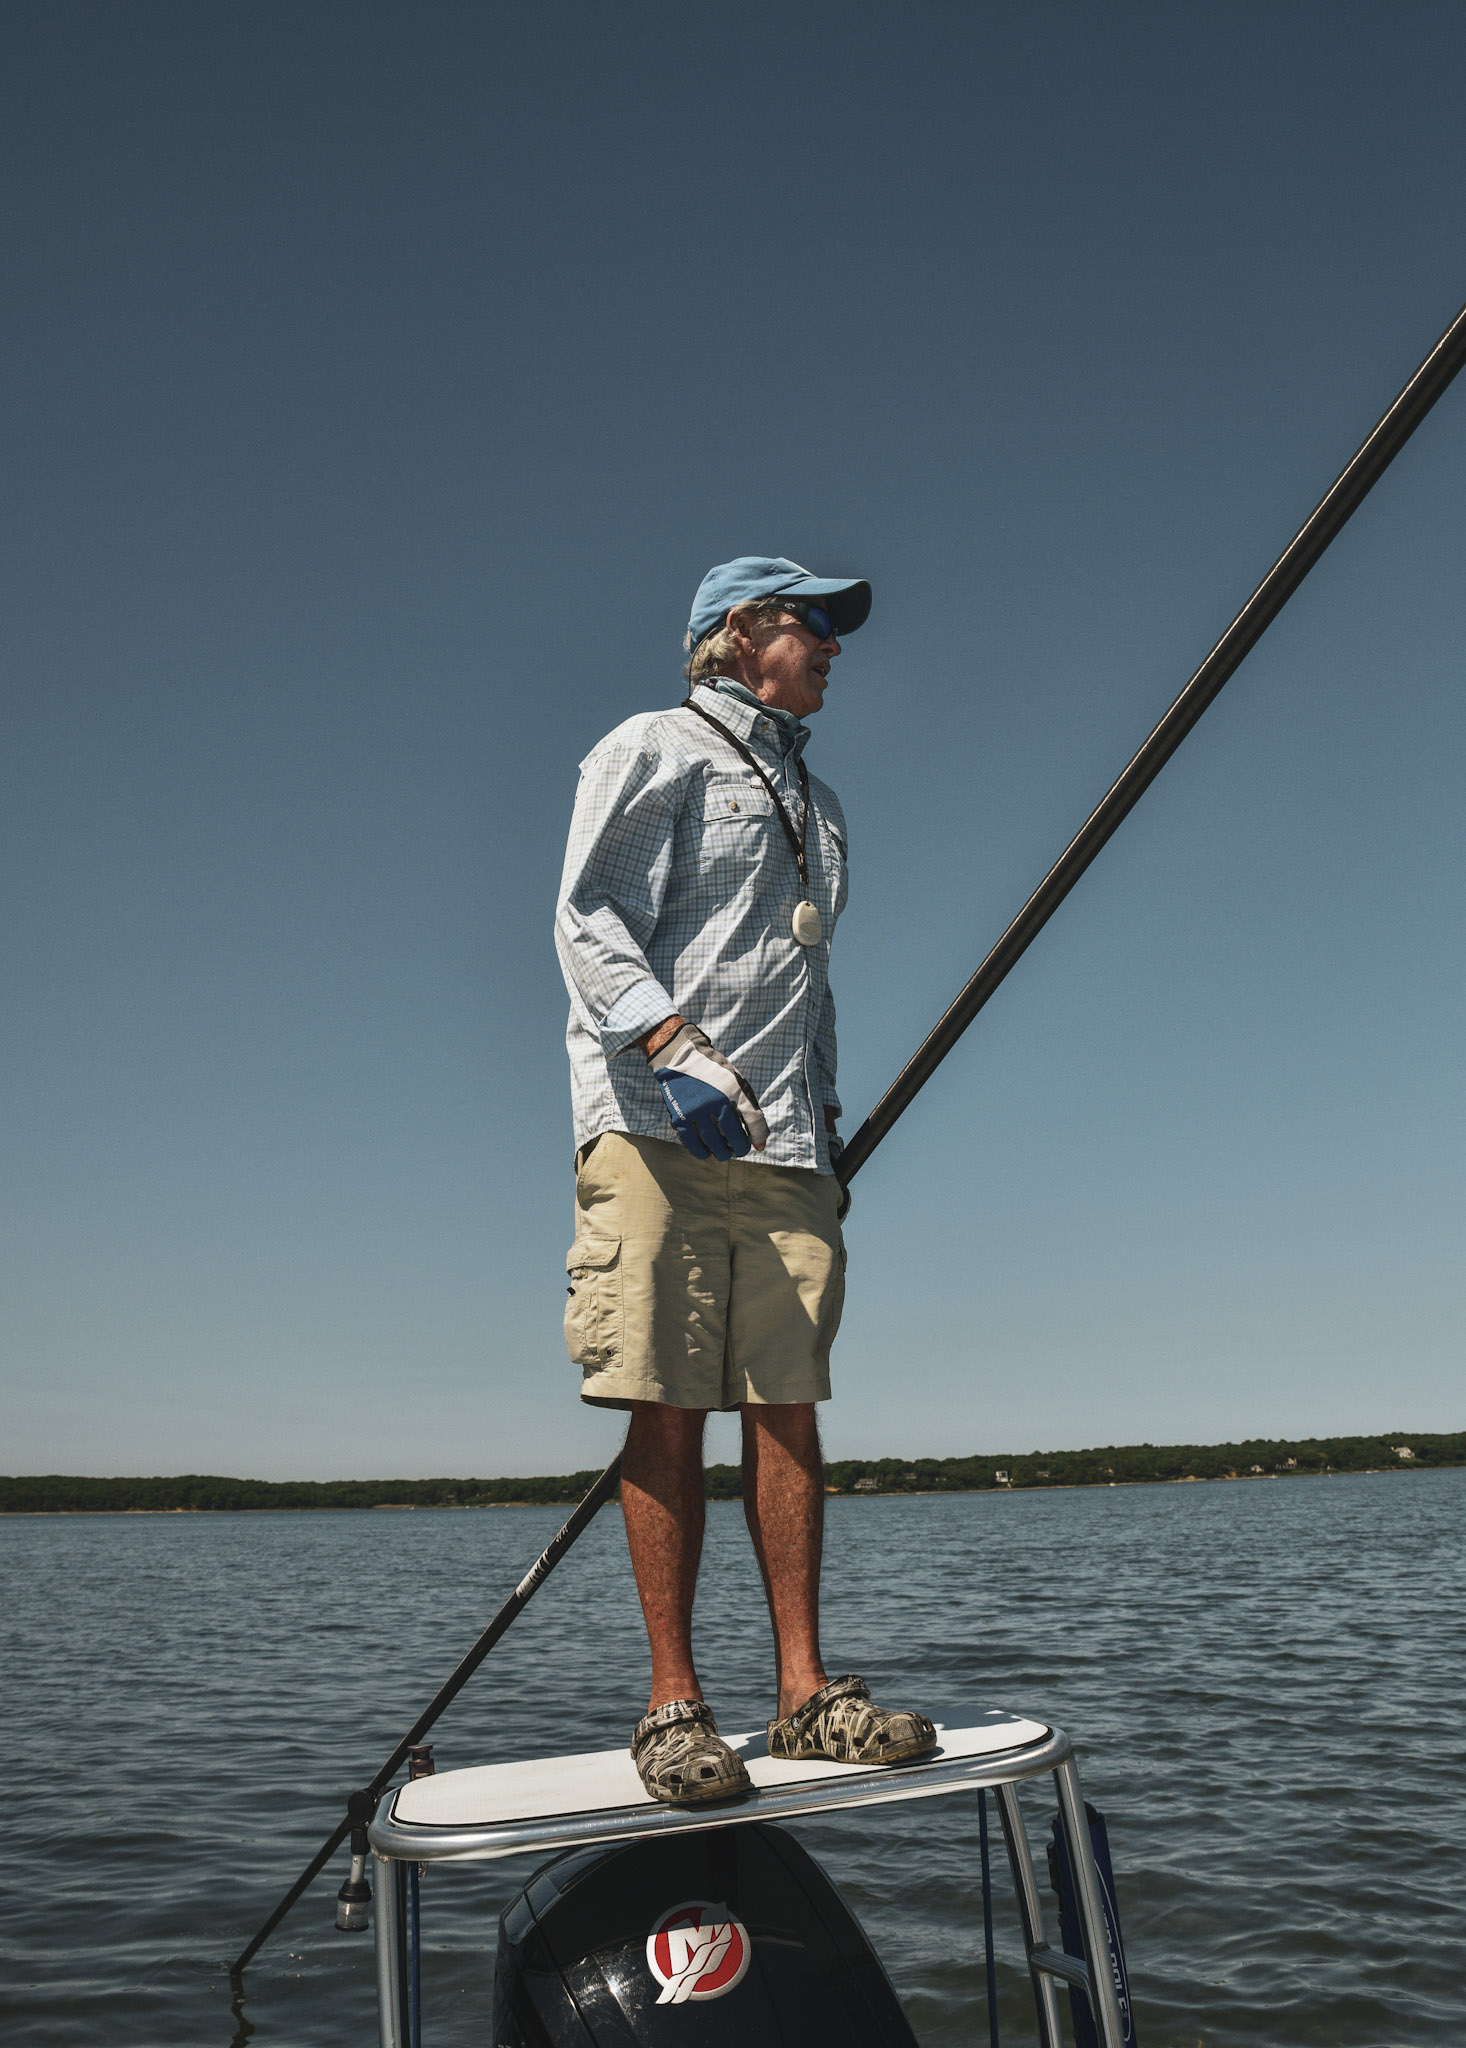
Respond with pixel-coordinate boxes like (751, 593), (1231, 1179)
(372, 1710), (1056, 1861)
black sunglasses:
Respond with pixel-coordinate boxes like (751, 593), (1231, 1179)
(773, 598), (836, 641)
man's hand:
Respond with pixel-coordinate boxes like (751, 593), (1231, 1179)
(649, 1023), (769, 1161)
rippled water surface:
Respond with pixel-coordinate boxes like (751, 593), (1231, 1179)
(3, 1469), (1462, 2046)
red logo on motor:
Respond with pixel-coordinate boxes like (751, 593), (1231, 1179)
(645, 1900), (752, 2005)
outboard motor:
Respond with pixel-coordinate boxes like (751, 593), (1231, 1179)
(493, 1821), (918, 2046)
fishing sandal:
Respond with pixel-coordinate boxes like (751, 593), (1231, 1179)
(766, 1675), (938, 1766)
(631, 1699), (753, 1807)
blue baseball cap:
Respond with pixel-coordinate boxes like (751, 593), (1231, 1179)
(687, 556), (872, 649)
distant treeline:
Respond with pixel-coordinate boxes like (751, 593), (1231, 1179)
(811, 1428), (1465, 1498)
(4, 1432), (1461, 1514)
(0, 1472), (611, 1514)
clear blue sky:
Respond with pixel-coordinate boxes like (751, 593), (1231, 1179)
(3, 2), (1463, 1480)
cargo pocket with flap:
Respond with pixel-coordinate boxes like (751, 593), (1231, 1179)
(564, 1234), (622, 1370)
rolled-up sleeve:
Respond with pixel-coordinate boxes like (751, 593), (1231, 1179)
(555, 742), (680, 1058)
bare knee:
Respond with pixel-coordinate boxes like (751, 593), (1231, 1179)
(624, 1402), (709, 1485)
(741, 1401), (822, 1472)
(627, 1401), (708, 1448)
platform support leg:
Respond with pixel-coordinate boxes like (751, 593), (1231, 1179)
(1054, 1759), (1127, 2048)
(979, 1791), (1001, 2048)
(374, 1855), (411, 2048)
(995, 1782), (1065, 2048)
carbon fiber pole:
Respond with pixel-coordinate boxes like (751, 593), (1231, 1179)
(838, 294), (1466, 1187)
(228, 1450), (623, 1976)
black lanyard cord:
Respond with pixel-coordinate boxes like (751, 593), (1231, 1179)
(680, 696), (811, 896)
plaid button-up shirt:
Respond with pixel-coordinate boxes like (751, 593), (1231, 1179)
(555, 680), (848, 1173)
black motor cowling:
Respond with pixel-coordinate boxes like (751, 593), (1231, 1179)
(492, 1820), (918, 2046)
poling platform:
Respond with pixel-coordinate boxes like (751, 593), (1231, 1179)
(369, 1708), (1053, 1863)
(367, 1709), (1130, 2048)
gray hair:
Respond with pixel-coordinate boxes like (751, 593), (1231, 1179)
(683, 597), (797, 686)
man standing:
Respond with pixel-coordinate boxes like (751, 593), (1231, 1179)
(555, 557), (934, 1805)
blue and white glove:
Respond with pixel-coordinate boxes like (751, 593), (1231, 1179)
(652, 1024), (769, 1161)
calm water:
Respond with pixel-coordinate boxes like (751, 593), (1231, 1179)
(2, 1470), (1461, 2046)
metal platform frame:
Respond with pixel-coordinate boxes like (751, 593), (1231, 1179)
(368, 1720), (1126, 2048)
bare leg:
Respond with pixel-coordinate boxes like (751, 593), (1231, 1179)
(621, 1401), (710, 1712)
(741, 1402), (830, 1721)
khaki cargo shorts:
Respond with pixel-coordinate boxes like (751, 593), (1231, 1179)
(564, 1131), (846, 1411)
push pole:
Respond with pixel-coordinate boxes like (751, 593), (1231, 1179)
(837, 295), (1466, 1187)
(228, 1450), (623, 1977)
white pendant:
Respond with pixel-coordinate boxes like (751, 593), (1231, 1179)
(792, 900), (823, 947)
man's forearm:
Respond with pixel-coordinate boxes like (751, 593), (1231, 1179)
(637, 1015), (686, 1061)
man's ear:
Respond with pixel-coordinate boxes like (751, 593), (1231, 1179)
(724, 606), (757, 651)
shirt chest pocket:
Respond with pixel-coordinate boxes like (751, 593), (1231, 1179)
(688, 776), (776, 876)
